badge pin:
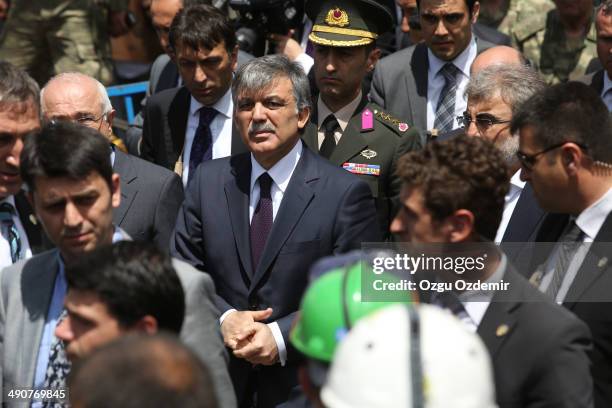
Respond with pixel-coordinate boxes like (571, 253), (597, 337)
(598, 257), (608, 269)
(528, 269), (543, 287)
(29, 214), (37, 226)
(398, 122), (409, 132)
(496, 324), (509, 337)
(360, 149), (377, 159)
(325, 8), (349, 27)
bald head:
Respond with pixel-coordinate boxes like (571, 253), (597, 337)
(41, 73), (114, 138)
(470, 46), (525, 75)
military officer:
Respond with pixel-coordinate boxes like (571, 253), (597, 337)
(479, 0), (554, 35)
(303, 0), (424, 239)
(511, 0), (597, 84)
(0, 0), (129, 85)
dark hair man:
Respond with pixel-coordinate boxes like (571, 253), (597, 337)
(69, 334), (218, 408)
(140, 4), (248, 184)
(0, 61), (49, 268)
(512, 81), (612, 408)
(303, 0), (425, 239)
(370, 0), (494, 134)
(0, 122), (234, 408)
(172, 54), (380, 407)
(390, 136), (593, 408)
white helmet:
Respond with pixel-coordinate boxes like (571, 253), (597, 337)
(321, 304), (498, 408)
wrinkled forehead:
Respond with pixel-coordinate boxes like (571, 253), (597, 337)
(236, 75), (295, 102)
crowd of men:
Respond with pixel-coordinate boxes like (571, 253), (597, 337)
(0, 0), (611, 407)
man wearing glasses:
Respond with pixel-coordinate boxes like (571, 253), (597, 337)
(462, 62), (547, 247)
(512, 81), (612, 408)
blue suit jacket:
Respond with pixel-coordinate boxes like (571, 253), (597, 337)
(171, 142), (380, 407)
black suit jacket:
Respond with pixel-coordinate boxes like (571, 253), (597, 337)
(578, 69), (605, 94)
(171, 143), (380, 407)
(533, 212), (612, 408)
(477, 265), (593, 408)
(112, 150), (184, 250)
(140, 86), (248, 170)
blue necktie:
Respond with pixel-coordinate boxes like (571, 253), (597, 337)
(250, 173), (273, 274)
(0, 202), (21, 263)
(189, 106), (218, 182)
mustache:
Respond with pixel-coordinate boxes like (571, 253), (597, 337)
(248, 122), (276, 137)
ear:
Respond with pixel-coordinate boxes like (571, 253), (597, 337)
(446, 209), (475, 243)
(111, 173), (121, 209)
(561, 143), (582, 176)
(297, 106), (311, 130)
(366, 47), (381, 72)
(231, 45), (239, 72)
(105, 109), (116, 132)
(471, 1), (480, 24)
(133, 315), (159, 334)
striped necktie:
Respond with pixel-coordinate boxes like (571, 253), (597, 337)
(434, 63), (461, 132)
(0, 202), (21, 263)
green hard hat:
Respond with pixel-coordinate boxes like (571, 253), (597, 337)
(290, 260), (411, 362)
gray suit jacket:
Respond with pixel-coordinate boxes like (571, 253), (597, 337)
(369, 37), (494, 131)
(113, 149), (184, 251)
(0, 250), (235, 408)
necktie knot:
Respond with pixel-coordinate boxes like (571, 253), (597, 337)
(0, 202), (15, 216)
(258, 173), (273, 198)
(322, 114), (340, 134)
(199, 106), (218, 125)
(320, 115), (340, 159)
(440, 63), (460, 83)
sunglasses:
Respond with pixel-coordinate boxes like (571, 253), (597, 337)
(516, 141), (588, 170)
(457, 111), (511, 133)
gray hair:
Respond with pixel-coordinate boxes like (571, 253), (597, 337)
(232, 55), (312, 113)
(466, 64), (545, 115)
(0, 61), (40, 114)
(41, 72), (113, 115)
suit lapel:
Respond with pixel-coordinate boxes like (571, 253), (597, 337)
(112, 150), (137, 227)
(593, 70), (605, 94)
(250, 146), (316, 289)
(328, 96), (370, 166)
(224, 155), (253, 279)
(410, 44), (429, 130)
(167, 87), (191, 166)
(231, 123), (248, 155)
(502, 183), (546, 242)
(14, 191), (46, 254)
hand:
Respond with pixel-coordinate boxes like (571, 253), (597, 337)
(0, 0), (9, 20)
(221, 308), (273, 349)
(108, 10), (130, 37)
(233, 322), (279, 366)
(269, 30), (303, 61)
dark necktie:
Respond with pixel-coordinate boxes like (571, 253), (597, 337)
(0, 202), (21, 263)
(42, 309), (70, 408)
(250, 173), (273, 274)
(545, 221), (584, 300)
(320, 114), (340, 159)
(434, 63), (461, 132)
(189, 106), (218, 182)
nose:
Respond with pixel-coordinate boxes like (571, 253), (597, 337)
(465, 120), (480, 138)
(401, 14), (410, 33)
(519, 166), (531, 182)
(55, 315), (73, 342)
(434, 19), (449, 36)
(6, 137), (23, 168)
(390, 214), (403, 235)
(194, 64), (207, 83)
(252, 102), (267, 122)
(64, 202), (83, 228)
(325, 53), (337, 74)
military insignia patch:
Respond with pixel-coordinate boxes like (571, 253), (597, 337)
(398, 123), (409, 132)
(361, 109), (374, 131)
(360, 149), (377, 159)
(325, 8), (349, 27)
(343, 162), (380, 176)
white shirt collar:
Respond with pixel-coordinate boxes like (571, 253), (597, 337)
(458, 251), (507, 303)
(509, 170), (526, 195)
(576, 187), (612, 241)
(428, 36), (477, 79)
(189, 87), (233, 119)
(0, 195), (17, 208)
(317, 90), (363, 133)
(250, 140), (303, 195)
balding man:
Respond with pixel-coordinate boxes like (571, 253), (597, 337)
(41, 73), (184, 250)
(470, 45), (526, 74)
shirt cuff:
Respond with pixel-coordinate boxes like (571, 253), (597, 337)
(268, 321), (287, 366)
(295, 53), (314, 74)
(219, 308), (237, 325)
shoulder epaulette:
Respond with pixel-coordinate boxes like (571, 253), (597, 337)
(367, 104), (411, 135)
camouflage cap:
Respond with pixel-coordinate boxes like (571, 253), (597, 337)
(305, 0), (394, 47)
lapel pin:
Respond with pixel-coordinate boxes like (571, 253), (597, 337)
(496, 324), (509, 337)
(360, 149), (377, 159)
(29, 214), (37, 226)
(598, 257), (608, 269)
(528, 269), (543, 287)
(398, 123), (409, 132)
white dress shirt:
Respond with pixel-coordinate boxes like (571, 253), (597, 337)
(602, 72), (612, 112)
(495, 170), (526, 243)
(540, 187), (612, 303)
(426, 37), (478, 131)
(220, 140), (303, 366)
(294, 17), (315, 74)
(0, 195), (31, 269)
(316, 91), (363, 148)
(182, 89), (234, 186)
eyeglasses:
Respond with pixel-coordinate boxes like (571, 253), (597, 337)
(516, 141), (588, 170)
(457, 111), (511, 133)
(75, 112), (107, 127)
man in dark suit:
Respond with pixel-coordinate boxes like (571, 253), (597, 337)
(172, 54), (380, 407)
(302, 0), (425, 239)
(0, 62), (50, 267)
(141, 4), (248, 184)
(512, 81), (612, 408)
(579, 1), (612, 110)
(390, 135), (593, 408)
(370, 0), (493, 134)
(41, 72), (184, 250)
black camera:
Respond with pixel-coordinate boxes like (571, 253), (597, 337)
(229, 0), (303, 56)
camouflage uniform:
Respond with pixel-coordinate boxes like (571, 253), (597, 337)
(511, 8), (598, 84)
(496, 0), (555, 36)
(0, 0), (127, 85)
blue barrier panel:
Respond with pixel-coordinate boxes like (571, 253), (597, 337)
(106, 81), (149, 124)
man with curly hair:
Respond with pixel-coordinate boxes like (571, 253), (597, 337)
(390, 136), (593, 408)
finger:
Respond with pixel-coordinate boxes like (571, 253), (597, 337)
(250, 308), (273, 321)
(234, 325), (257, 342)
(234, 341), (260, 359)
